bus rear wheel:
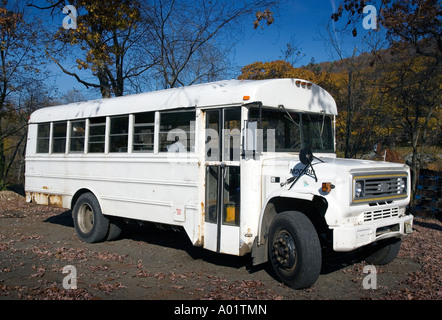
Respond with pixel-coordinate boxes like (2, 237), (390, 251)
(268, 211), (322, 289)
(73, 193), (110, 243)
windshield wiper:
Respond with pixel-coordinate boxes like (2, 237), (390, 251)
(278, 104), (298, 127)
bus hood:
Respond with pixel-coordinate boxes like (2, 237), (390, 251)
(314, 157), (409, 173)
(262, 155), (410, 184)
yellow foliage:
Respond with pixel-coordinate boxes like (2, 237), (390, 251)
(55, 0), (141, 72)
(0, 7), (23, 34)
(238, 60), (296, 80)
(237, 60), (332, 85)
(238, 51), (440, 156)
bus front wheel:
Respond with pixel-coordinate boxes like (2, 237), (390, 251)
(268, 211), (322, 289)
(73, 193), (110, 243)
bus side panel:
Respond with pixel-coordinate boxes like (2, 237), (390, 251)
(25, 155), (201, 244)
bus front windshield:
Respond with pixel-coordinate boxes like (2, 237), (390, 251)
(249, 107), (334, 153)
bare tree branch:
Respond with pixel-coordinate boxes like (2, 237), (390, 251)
(45, 49), (101, 89)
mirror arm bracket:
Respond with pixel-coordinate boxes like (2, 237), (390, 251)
(282, 147), (323, 189)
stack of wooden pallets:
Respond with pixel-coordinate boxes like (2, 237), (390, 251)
(415, 169), (442, 219)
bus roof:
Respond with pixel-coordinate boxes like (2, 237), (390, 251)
(29, 79), (337, 123)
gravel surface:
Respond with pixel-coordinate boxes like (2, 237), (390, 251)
(0, 190), (440, 301)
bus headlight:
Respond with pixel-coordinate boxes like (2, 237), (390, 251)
(398, 177), (406, 194)
(355, 181), (364, 198)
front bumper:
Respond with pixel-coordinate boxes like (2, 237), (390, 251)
(332, 214), (413, 252)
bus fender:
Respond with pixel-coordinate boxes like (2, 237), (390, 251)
(252, 190), (314, 266)
(71, 188), (100, 211)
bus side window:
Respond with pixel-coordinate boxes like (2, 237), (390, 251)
(70, 120), (85, 153)
(110, 116), (129, 153)
(36, 123), (50, 153)
(133, 112), (154, 152)
(52, 122), (67, 153)
(159, 111), (195, 152)
(88, 117), (106, 153)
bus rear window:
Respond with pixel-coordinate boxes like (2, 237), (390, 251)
(36, 123), (50, 153)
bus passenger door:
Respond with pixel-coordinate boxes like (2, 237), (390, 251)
(204, 108), (241, 254)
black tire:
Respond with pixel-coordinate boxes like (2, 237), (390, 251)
(362, 238), (402, 265)
(268, 211), (322, 289)
(106, 217), (125, 241)
(72, 193), (110, 243)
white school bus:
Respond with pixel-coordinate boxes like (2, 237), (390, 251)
(25, 79), (413, 289)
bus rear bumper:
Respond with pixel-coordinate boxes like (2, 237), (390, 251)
(332, 215), (413, 252)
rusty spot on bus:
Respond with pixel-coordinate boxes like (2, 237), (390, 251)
(26, 192), (64, 208)
(48, 195), (63, 207)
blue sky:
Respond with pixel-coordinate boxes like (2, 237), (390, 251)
(233, 0), (336, 66)
(48, 0), (380, 99)
(231, 0), (371, 68)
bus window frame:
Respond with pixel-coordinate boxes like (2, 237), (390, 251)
(52, 121), (68, 154)
(36, 123), (50, 154)
(88, 116), (107, 154)
(133, 111), (155, 153)
(158, 109), (196, 153)
(70, 120), (86, 153)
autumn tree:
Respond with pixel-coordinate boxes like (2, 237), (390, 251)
(238, 60), (298, 80)
(332, 0), (442, 200)
(30, 0), (151, 98)
(0, 1), (44, 189)
(332, 0), (441, 59)
(32, 0), (278, 95)
(143, 0), (278, 89)
(238, 57), (382, 158)
(237, 60), (334, 84)
(318, 21), (393, 158)
(3, 82), (52, 185)
(379, 49), (441, 197)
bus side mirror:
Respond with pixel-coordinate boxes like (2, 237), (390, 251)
(299, 147), (313, 165)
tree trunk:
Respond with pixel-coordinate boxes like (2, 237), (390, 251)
(0, 119), (6, 189)
(97, 67), (112, 99)
(345, 71), (353, 158)
(409, 125), (421, 206)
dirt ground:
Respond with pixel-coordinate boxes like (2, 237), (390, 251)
(0, 190), (441, 303)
